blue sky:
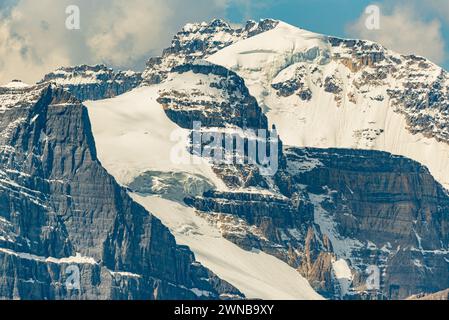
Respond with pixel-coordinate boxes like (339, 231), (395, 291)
(225, 0), (449, 69)
(1, 0), (449, 83)
(226, 0), (372, 35)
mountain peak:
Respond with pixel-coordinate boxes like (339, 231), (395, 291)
(142, 18), (280, 85)
(244, 18), (280, 34)
(180, 18), (232, 34)
(207, 16), (449, 189)
(1, 79), (29, 89)
(3, 15), (449, 301)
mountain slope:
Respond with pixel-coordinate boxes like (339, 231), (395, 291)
(2, 17), (449, 301)
(142, 19), (279, 85)
(134, 195), (322, 300)
(286, 147), (449, 299)
(85, 21), (448, 299)
(208, 21), (449, 189)
(85, 83), (322, 300)
(136, 19), (449, 299)
(0, 83), (241, 299)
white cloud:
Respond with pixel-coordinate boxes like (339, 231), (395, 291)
(346, 4), (445, 65)
(421, 1), (449, 25)
(0, 0), (232, 84)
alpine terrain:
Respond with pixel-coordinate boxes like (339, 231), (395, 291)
(1, 18), (449, 300)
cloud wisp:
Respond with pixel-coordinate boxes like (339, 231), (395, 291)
(0, 0), (231, 84)
(346, 3), (446, 65)
(2, 0), (448, 85)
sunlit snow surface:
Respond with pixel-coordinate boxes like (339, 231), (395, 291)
(133, 195), (322, 300)
(85, 86), (323, 300)
(208, 21), (449, 189)
(85, 86), (225, 188)
(1, 81), (29, 89)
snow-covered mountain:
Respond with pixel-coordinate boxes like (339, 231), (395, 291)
(85, 85), (321, 300)
(0, 82), (244, 300)
(142, 19), (279, 85)
(208, 21), (449, 189)
(1, 18), (449, 300)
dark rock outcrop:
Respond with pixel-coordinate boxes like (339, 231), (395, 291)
(286, 147), (449, 299)
(142, 19), (279, 85)
(0, 84), (242, 300)
(39, 65), (142, 101)
(328, 36), (449, 145)
(157, 62), (268, 130)
(147, 44), (449, 299)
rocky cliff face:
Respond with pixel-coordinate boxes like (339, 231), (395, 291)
(327, 37), (449, 144)
(182, 146), (449, 300)
(157, 61), (268, 130)
(142, 19), (279, 85)
(143, 60), (338, 298)
(3, 17), (449, 301)
(207, 21), (449, 190)
(141, 47), (449, 298)
(286, 147), (449, 299)
(0, 84), (241, 300)
(39, 65), (142, 101)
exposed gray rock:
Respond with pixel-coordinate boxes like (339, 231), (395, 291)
(147, 45), (449, 299)
(329, 36), (449, 144)
(287, 147), (449, 299)
(39, 65), (142, 101)
(0, 84), (242, 300)
(157, 61), (268, 130)
(271, 65), (313, 102)
(142, 19), (279, 85)
(4, 17), (449, 301)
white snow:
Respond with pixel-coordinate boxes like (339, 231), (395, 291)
(332, 258), (353, 296)
(189, 288), (213, 298)
(132, 194), (323, 300)
(0, 248), (97, 265)
(43, 67), (118, 86)
(2, 80), (29, 89)
(85, 86), (226, 189)
(85, 85), (322, 300)
(47, 74), (101, 85)
(109, 271), (142, 278)
(0, 86), (43, 113)
(413, 259), (423, 268)
(208, 21), (449, 189)
(309, 193), (362, 259)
